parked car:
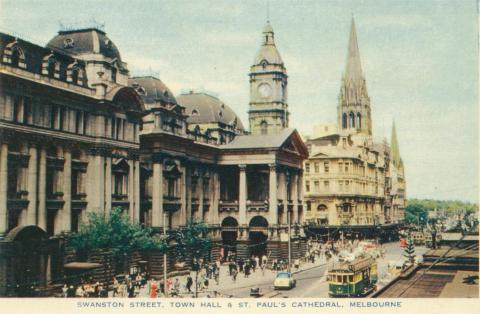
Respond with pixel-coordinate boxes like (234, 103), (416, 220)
(273, 272), (296, 290)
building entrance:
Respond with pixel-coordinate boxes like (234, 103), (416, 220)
(248, 216), (269, 258)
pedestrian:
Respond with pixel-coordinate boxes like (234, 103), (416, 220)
(262, 255), (267, 267)
(186, 276), (193, 293)
(67, 285), (75, 298)
(244, 263), (251, 278)
(149, 278), (158, 298)
(99, 284), (108, 298)
(255, 256), (260, 269)
(203, 275), (209, 291)
(232, 268), (238, 282)
(214, 269), (220, 285)
(294, 258), (300, 270)
(239, 259), (244, 273)
(62, 284), (68, 298)
(112, 277), (119, 297)
(174, 278), (181, 294)
(75, 285), (85, 298)
(127, 281), (135, 298)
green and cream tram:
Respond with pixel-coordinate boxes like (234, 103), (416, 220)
(327, 256), (378, 297)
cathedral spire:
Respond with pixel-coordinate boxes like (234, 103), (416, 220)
(391, 120), (402, 168)
(345, 16), (363, 83)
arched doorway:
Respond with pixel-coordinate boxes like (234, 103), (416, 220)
(248, 216), (269, 258)
(221, 217), (238, 260)
(5, 225), (49, 296)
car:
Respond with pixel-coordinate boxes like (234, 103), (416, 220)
(273, 272), (296, 290)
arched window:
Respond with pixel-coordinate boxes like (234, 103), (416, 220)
(356, 113), (362, 129)
(349, 112), (355, 128)
(11, 46), (20, 67)
(342, 113), (347, 129)
(4, 43), (26, 69)
(111, 67), (117, 83)
(260, 120), (268, 135)
(47, 57), (56, 78)
(71, 66), (79, 84)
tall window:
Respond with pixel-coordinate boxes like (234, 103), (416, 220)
(314, 162), (319, 173)
(305, 163), (310, 173)
(338, 162), (343, 173)
(260, 120), (268, 135)
(324, 181), (329, 190)
(305, 180), (310, 192)
(349, 112), (355, 128)
(314, 181), (319, 192)
(342, 113), (347, 129)
(47, 57), (56, 78)
(324, 162), (329, 173)
(356, 113), (362, 129)
(22, 97), (32, 124)
(111, 67), (117, 83)
(11, 46), (21, 67)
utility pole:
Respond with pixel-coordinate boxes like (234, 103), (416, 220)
(288, 209), (292, 272)
(163, 211), (168, 297)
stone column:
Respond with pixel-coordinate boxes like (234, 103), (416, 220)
(134, 160), (141, 222)
(26, 145), (38, 225)
(62, 148), (72, 233)
(297, 171), (303, 223)
(197, 175), (204, 221)
(268, 164), (278, 226)
(180, 163), (187, 225)
(238, 165), (247, 226)
(38, 146), (47, 231)
(0, 143), (8, 235)
(210, 171), (220, 224)
(95, 154), (105, 211)
(104, 156), (112, 213)
(128, 160), (135, 220)
(292, 172), (298, 224)
(152, 162), (163, 227)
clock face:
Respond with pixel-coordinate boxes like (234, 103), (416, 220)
(258, 83), (272, 98)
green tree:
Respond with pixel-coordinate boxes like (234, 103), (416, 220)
(403, 231), (416, 265)
(69, 208), (167, 271)
(170, 220), (212, 297)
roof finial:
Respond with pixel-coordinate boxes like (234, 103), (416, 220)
(267, 0), (270, 22)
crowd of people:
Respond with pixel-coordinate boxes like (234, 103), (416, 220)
(57, 239), (382, 298)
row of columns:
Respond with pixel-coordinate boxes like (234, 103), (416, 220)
(0, 142), (141, 237)
(237, 164), (302, 227)
(150, 160), (220, 228)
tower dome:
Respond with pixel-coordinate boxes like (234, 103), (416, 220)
(177, 92), (244, 131)
(47, 28), (122, 62)
(253, 21), (283, 66)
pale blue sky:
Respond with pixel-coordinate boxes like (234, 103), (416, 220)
(0, 0), (478, 202)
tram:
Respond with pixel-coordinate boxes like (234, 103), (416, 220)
(327, 255), (377, 297)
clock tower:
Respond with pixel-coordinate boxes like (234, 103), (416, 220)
(248, 21), (289, 135)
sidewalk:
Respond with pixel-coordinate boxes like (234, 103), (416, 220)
(111, 256), (328, 298)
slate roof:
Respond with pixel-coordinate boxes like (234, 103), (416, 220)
(47, 28), (122, 62)
(129, 76), (177, 106)
(221, 128), (295, 150)
(177, 92), (244, 130)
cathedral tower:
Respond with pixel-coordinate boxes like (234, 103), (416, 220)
(337, 17), (372, 135)
(248, 21), (289, 135)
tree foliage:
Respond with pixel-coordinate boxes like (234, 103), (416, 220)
(403, 231), (416, 265)
(405, 198), (478, 225)
(171, 220), (212, 262)
(69, 208), (167, 258)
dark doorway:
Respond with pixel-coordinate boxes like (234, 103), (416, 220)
(221, 217), (238, 259)
(248, 216), (269, 258)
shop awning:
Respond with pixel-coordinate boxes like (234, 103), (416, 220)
(64, 262), (102, 270)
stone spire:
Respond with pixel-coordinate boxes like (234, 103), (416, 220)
(254, 21), (283, 65)
(345, 16), (364, 83)
(391, 121), (402, 168)
(337, 17), (372, 136)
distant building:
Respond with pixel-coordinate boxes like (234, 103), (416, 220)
(0, 22), (308, 296)
(303, 18), (406, 240)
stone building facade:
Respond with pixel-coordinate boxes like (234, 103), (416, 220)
(0, 22), (307, 295)
(303, 18), (406, 240)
